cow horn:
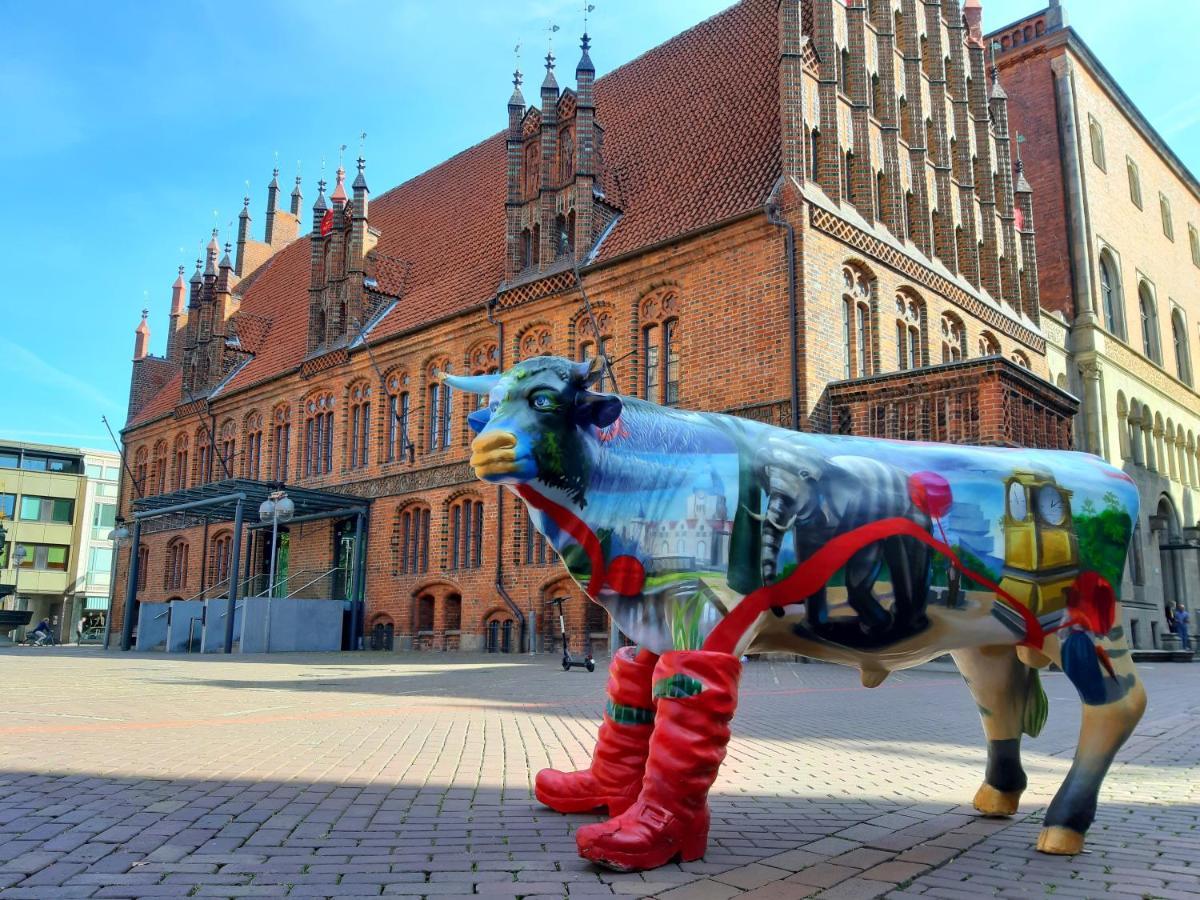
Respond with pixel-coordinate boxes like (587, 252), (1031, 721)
(440, 372), (501, 394)
(573, 354), (605, 386)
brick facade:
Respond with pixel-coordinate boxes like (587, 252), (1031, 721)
(114, 0), (1072, 654)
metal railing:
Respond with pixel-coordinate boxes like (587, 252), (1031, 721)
(248, 567), (345, 600)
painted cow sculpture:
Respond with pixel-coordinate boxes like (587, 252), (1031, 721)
(444, 356), (1146, 872)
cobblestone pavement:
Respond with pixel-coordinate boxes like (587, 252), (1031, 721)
(0, 649), (1196, 899)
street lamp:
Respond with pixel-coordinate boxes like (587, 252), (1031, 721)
(11, 544), (27, 638)
(102, 520), (131, 650)
(258, 490), (294, 598)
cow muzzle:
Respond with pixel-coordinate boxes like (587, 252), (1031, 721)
(470, 431), (521, 479)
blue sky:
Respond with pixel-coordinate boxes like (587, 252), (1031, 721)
(1, 0), (1196, 453)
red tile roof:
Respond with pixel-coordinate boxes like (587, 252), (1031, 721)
(127, 0), (780, 430)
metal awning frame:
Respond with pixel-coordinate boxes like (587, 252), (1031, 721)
(121, 479), (369, 655)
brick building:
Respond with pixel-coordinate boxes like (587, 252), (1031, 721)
(114, 0), (1073, 655)
(991, 1), (1200, 650)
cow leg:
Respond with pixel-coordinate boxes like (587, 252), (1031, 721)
(951, 645), (1030, 817)
(1037, 623), (1146, 855)
(844, 544), (892, 633)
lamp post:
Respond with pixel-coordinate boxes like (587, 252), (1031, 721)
(258, 489), (295, 598)
(102, 521), (131, 650)
(12, 544), (26, 640)
(259, 490), (294, 654)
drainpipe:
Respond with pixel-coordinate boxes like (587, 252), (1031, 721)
(765, 189), (801, 431)
(486, 297), (528, 651)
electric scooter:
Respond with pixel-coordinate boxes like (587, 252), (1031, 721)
(548, 597), (594, 672)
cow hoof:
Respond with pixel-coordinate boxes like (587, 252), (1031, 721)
(1037, 826), (1085, 855)
(973, 783), (1021, 817)
(860, 668), (889, 688)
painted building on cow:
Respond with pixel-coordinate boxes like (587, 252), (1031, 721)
(114, 0), (1077, 655)
(991, 1), (1200, 650)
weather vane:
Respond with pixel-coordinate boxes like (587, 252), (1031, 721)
(359, 131), (367, 155)
(547, 22), (560, 52)
(584, 3), (595, 30)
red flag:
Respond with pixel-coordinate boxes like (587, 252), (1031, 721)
(320, 208), (334, 236)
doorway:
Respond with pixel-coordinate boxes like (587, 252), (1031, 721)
(333, 520), (357, 601)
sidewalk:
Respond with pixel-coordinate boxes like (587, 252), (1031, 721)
(0, 650), (1196, 898)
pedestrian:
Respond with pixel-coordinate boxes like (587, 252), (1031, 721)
(1174, 602), (1190, 651)
(76, 615), (84, 646)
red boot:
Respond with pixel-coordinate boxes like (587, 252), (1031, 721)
(575, 650), (741, 871)
(535, 646), (658, 816)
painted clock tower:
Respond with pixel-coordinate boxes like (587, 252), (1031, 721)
(998, 471), (1080, 616)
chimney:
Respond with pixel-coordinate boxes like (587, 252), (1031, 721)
(167, 266), (188, 365)
(133, 309), (151, 360)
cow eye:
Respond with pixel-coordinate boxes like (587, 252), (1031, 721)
(530, 391), (558, 411)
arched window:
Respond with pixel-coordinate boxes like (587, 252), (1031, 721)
(1171, 309), (1192, 385)
(394, 505), (430, 575)
(1139, 282), (1161, 362)
(303, 392), (335, 477)
(838, 46), (850, 96)
(385, 372), (412, 463)
(841, 265), (875, 378)
(532, 223), (541, 267)
(426, 361), (453, 451)
(1127, 157), (1142, 209)
(977, 331), (1001, 357)
(136, 544), (149, 592)
(1088, 115), (1105, 170)
(1160, 193), (1174, 241)
(151, 441), (167, 495)
(1011, 350), (1031, 368)
(209, 531), (232, 586)
(164, 538), (188, 592)
(218, 419), (235, 478)
(134, 446), (148, 494)
(172, 434), (189, 491)
(243, 412), (263, 480)
(940, 312), (965, 363)
(1098, 251), (1124, 337)
(448, 497), (485, 570)
(895, 292), (925, 370)
(1128, 400), (1144, 466)
(809, 129), (821, 182)
(348, 381), (371, 470)
(640, 288), (680, 404)
(870, 73), (882, 118)
(844, 150), (855, 203)
(271, 404), (291, 480)
(525, 509), (550, 565)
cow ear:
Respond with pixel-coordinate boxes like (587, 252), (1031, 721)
(575, 390), (622, 429)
